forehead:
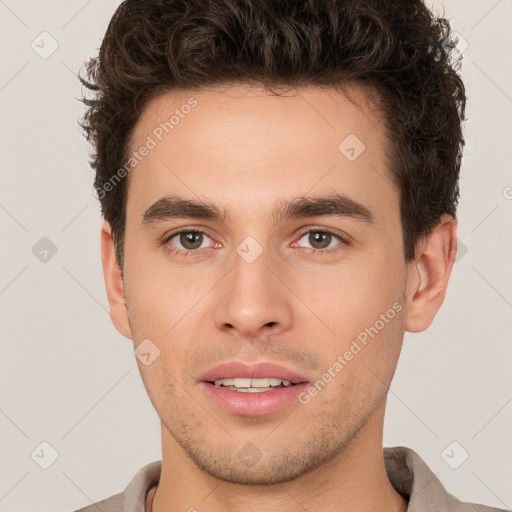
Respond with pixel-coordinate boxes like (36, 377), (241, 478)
(125, 83), (396, 224)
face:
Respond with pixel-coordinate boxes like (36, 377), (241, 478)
(102, 84), (444, 485)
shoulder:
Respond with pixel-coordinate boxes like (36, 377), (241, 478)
(69, 460), (162, 512)
(71, 491), (124, 512)
(384, 446), (507, 512)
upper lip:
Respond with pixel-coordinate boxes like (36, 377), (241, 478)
(198, 361), (310, 384)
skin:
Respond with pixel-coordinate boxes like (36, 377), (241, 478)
(101, 83), (458, 512)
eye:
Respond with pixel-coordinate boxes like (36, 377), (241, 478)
(164, 229), (216, 256)
(292, 229), (347, 255)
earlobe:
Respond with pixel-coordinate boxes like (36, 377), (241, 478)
(405, 214), (458, 333)
(100, 220), (133, 339)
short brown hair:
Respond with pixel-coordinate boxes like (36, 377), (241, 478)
(79, 0), (466, 268)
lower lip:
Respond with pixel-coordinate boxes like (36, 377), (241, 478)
(199, 381), (310, 416)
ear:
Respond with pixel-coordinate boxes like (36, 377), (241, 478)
(100, 220), (133, 339)
(405, 214), (458, 333)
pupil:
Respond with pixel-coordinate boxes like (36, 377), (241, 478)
(310, 231), (330, 249)
(181, 232), (202, 250)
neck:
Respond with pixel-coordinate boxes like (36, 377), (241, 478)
(149, 401), (407, 512)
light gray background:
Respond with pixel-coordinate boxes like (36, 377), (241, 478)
(0, 1), (511, 511)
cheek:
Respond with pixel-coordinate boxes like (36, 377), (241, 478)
(292, 252), (406, 381)
(123, 241), (207, 328)
(303, 297), (405, 413)
(295, 251), (403, 324)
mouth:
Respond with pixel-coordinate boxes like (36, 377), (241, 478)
(198, 360), (310, 387)
(206, 377), (305, 393)
(197, 361), (310, 416)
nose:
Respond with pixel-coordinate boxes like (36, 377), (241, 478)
(213, 244), (293, 339)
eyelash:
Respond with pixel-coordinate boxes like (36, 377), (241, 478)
(162, 227), (349, 258)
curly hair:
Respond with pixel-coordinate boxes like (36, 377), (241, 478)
(79, 0), (466, 268)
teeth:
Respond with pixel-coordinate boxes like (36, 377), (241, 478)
(213, 377), (294, 388)
(234, 378), (252, 388)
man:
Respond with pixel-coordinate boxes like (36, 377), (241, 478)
(75, 0), (505, 510)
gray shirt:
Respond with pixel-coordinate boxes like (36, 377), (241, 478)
(73, 446), (507, 511)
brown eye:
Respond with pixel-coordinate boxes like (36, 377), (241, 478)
(167, 230), (212, 252)
(296, 230), (343, 251)
(308, 231), (333, 249)
(179, 232), (203, 250)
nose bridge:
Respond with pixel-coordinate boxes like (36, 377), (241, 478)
(213, 235), (292, 337)
(232, 236), (272, 295)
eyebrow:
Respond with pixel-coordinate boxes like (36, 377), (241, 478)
(141, 193), (374, 227)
